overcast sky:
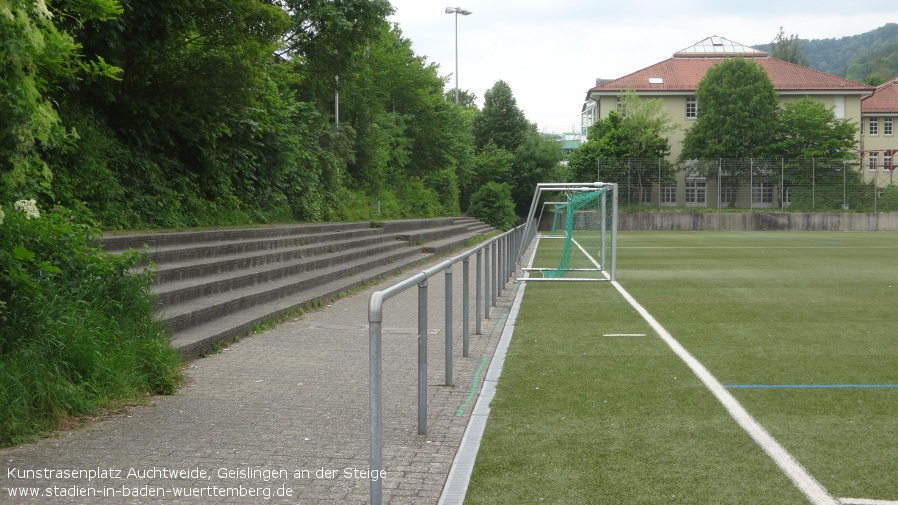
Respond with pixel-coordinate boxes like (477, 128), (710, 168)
(386, 1), (897, 134)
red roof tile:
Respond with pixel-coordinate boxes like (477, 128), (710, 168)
(862, 78), (898, 114)
(591, 56), (873, 94)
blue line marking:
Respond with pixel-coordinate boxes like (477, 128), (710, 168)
(725, 384), (898, 389)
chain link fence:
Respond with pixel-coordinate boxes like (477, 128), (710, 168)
(592, 158), (898, 212)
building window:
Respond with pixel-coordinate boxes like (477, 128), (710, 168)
(638, 186), (653, 204)
(720, 183), (737, 206)
(869, 153), (878, 171)
(581, 102), (597, 138)
(752, 183), (773, 205)
(833, 96), (846, 119)
(686, 97), (697, 119)
(660, 185), (676, 205)
(869, 117), (879, 136)
(884, 153), (893, 171)
(885, 118), (894, 136)
(685, 178), (706, 205)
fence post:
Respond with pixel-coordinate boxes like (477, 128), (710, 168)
(417, 279), (428, 435)
(842, 159), (847, 211)
(718, 161), (722, 210)
(750, 158), (754, 210)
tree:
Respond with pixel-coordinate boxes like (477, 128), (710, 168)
(0, 0), (122, 200)
(444, 89), (479, 109)
(865, 57), (892, 86)
(509, 131), (564, 214)
(568, 91), (676, 188)
(769, 97), (858, 159)
(278, 0), (394, 105)
(467, 182), (517, 230)
(680, 58), (779, 168)
(770, 27), (810, 67)
(473, 80), (531, 152)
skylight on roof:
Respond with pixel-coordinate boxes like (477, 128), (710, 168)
(674, 36), (768, 57)
(649, 77), (664, 84)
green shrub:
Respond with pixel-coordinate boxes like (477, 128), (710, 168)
(468, 182), (517, 230)
(880, 184), (898, 212)
(0, 201), (181, 446)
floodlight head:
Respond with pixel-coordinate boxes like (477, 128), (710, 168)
(445, 7), (472, 15)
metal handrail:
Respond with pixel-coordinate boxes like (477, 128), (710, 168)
(367, 220), (535, 504)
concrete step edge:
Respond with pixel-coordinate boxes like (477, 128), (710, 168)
(154, 241), (412, 305)
(169, 252), (434, 359)
(159, 247), (427, 333)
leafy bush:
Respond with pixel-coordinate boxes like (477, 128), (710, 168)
(468, 182), (518, 230)
(0, 201), (181, 446)
(880, 184), (898, 212)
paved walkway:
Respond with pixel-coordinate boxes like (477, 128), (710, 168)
(1, 259), (522, 504)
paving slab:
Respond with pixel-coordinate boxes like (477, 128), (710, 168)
(1, 253), (523, 505)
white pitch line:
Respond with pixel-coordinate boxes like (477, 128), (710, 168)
(839, 499), (898, 505)
(610, 279), (838, 505)
(603, 333), (647, 337)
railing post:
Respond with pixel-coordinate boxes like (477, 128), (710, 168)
(476, 249), (483, 333)
(492, 241), (498, 307)
(484, 244), (491, 319)
(496, 238), (505, 296)
(369, 304), (383, 505)
(417, 279), (428, 435)
(444, 265), (453, 386)
(462, 257), (470, 357)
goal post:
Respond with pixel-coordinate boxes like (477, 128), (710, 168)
(520, 182), (618, 282)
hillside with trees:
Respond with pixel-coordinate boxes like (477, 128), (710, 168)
(1, 0), (561, 231)
(754, 23), (898, 85)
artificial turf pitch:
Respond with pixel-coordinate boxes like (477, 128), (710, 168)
(463, 231), (898, 505)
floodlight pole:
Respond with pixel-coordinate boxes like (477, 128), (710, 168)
(445, 7), (472, 104)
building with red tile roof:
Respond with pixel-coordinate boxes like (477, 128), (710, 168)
(861, 78), (898, 185)
(579, 36), (880, 207)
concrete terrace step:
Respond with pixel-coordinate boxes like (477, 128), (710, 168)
(153, 238), (411, 306)
(159, 242), (425, 332)
(140, 227), (383, 268)
(102, 217), (494, 359)
(168, 249), (431, 359)
(150, 232), (398, 287)
(101, 222), (372, 253)
(422, 226), (497, 255)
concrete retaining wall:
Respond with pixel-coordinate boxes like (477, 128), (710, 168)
(617, 212), (898, 231)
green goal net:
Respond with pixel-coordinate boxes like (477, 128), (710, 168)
(544, 189), (606, 278)
(520, 182), (618, 282)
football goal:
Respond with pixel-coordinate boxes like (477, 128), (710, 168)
(520, 182), (618, 282)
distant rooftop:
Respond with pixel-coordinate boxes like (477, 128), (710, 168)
(589, 36), (871, 94)
(861, 77), (898, 114)
(674, 36), (768, 58)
